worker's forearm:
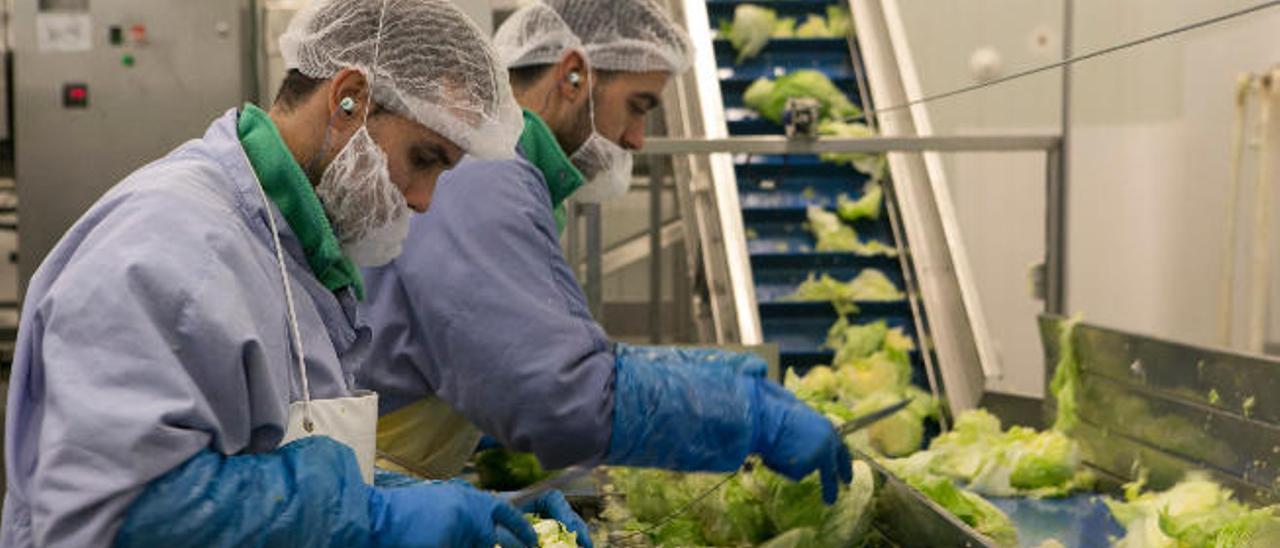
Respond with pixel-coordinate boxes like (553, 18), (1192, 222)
(604, 356), (757, 471)
(115, 437), (373, 547)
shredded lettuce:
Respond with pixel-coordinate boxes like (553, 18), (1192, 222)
(743, 70), (862, 125)
(1049, 316), (1082, 432)
(782, 269), (903, 315)
(527, 515), (579, 548)
(795, 14), (830, 38)
(1107, 472), (1280, 548)
(475, 449), (550, 490)
(805, 205), (897, 256)
(826, 6), (852, 38)
(818, 120), (887, 177)
(836, 181), (884, 222)
(888, 409), (1093, 498)
(723, 4), (777, 63)
(607, 460), (876, 547)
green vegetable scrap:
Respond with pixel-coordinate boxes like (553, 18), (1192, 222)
(805, 205), (897, 256)
(886, 409), (1094, 498)
(1049, 316), (1082, 432)
(1106, 472), (1280, 548)
(527, 515), (579, 548)
(885, 453), (1019, 547)
(806, 204), (859, 252)
(742, 70), (862, 125)
(606, 460), (876, 547)
(836, 181), (884, 222)
(771, 16), (797, 39)
(795, 14), (830, 38)
(818, 120), (888, 178)
(782, 268), (903, 315)
(723, 4), (777, 63)
(826, 6), (852, 38)
(475, 449), (551, 491)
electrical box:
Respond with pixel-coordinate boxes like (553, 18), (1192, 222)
(15, 0), (256, 293)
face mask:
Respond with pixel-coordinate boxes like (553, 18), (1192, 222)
(314, 125), (411, 267)
(568, 72), (634, 204)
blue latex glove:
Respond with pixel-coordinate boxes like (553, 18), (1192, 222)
(605, 357), (852, 504)
(475, 434), (504, 452)
(520, 490), (593, 547)
(614, 343), (768, 378)
(371, 479), (537, 548)
(374, 467), (426, 489)
(117, 436), (538, 547)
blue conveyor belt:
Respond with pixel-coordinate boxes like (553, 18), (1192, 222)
(707, 0), (920, 381)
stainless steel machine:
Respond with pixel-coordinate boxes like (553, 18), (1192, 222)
(14, 0), (258, 292)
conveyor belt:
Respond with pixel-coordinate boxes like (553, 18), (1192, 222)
(705, 0), (928, 390)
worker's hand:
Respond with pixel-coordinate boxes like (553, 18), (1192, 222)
(369, 479), (537, 548)
(750, 379), (853, 504)
(520, 490), (593, 547)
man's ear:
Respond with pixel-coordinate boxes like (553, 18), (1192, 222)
(554, 50), (590, 103)
(327, 68), (373, 127)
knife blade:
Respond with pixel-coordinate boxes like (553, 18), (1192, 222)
(838, 397), (914, 436)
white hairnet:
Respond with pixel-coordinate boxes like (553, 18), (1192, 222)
(280, 0), (523, 159)
(494, 0), (692, 74)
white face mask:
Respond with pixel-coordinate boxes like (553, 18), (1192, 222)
(568, 72), (634, 204)
(315, 125), (411, 268)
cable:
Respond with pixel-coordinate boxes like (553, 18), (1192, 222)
(853, 0), (1280, 120)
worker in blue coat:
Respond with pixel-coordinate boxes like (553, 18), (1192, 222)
(359, 0), (853, 518)
(0, 1), (582, 546)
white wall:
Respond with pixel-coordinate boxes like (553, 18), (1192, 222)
(897, 0), (1062, 398)
(1068, 1), (1280, 353)
(897, 0), (1280, 397)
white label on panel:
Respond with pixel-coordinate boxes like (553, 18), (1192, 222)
(37, 14), (93, 53)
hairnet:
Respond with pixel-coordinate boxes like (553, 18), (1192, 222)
(494, 0), (692, 74)
(280, 0), (523, 159)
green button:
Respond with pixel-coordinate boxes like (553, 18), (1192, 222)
(121, 53), (135, 67)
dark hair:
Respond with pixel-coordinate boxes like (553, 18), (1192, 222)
(507, 64), (623, 92)
(273, 69), (324, 111)
(508, 64), (555, 91)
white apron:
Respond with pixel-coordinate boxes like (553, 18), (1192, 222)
(249, 149), (379, 483)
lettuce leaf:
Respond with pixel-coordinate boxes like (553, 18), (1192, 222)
(836, 181), (884, 222)
(743, 70), (862, 125)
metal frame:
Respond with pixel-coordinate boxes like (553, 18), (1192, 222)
(1040, 315), (1280, 504)
(641, 135), (1060, 155)
(638, 132), (1064, 415)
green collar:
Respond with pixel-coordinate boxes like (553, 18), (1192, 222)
(237, 103), (364, 299)
(518, 109), (584, 231)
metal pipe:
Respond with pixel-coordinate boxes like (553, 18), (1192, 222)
(1057, 0), (1073, 316)
(1045, 145), (1066, 315)
(648, 159), (665, 343)
(638, 134), (1061, 155)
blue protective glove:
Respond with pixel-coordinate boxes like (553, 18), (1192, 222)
(520, 490), (593, 547)
(605, 357), (852, 504)
(613, 343), (768, 378)
(374, 467), (425, 489)
(117, 436), (538, 547)
(370, 479), (538, 548)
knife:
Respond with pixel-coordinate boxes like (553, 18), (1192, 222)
(502, 464), (595, 507)
(839, 397), (914, 436)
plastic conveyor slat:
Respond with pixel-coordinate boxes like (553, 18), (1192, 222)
(705, 0), (928, 390)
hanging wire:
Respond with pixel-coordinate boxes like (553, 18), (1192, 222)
(844, 0), (1280, 122)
